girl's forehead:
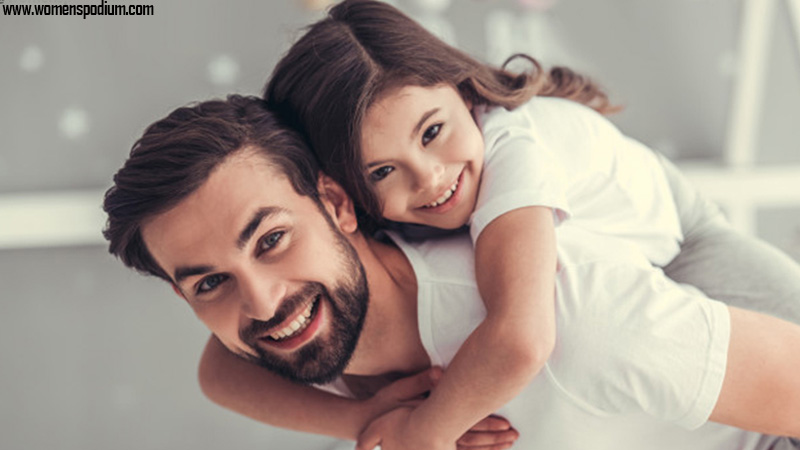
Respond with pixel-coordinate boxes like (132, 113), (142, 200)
(369, 84), (462, 115)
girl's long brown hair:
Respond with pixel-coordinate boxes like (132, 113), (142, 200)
(265, 0), (614, 231)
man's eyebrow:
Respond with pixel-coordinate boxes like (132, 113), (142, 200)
(411, 107), (440, 140)
(174, 265), (214, 285)
(237, 206), (288, 250)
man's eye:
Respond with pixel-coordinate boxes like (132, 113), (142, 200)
(197, 274), (228, 294)
(259, 230), (285, 253)
(421, 123), (442, 146)
(369, 166), (394, 182)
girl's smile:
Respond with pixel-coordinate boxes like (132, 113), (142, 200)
(417, 169), (464, 213)
(360, 83), (485, 230)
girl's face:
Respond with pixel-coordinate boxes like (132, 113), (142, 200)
(360, 83), (484, 229)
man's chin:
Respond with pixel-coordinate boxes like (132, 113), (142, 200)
(242, 337), (353, 385)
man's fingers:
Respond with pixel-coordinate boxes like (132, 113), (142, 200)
(381, 366), (442, 400)
(355, 422), (382, 450)
(468, 415), (512, 432)
(456, 428), (519, 448)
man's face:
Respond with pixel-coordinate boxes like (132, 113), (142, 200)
(141, 149), (368, 384)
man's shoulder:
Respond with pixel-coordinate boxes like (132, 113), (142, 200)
(384, 230), (476, 288)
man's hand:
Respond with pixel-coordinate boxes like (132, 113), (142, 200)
(361, 367), (442, 419)
(357, 407), (518, 450)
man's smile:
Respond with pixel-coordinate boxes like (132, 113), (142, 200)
(260, 295), (324, 351)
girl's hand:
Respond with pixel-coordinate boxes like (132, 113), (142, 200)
(357, 406), (449, 450)
(456, 415), (518, 450)
(357, 407), (519, 450)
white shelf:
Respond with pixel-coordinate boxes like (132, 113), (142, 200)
(0, 190), (107, 249)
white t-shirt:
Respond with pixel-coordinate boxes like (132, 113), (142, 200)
(379, 228), (783, 450)
(472, 97), (683, 266)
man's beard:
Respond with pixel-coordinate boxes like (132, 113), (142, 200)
(238, 227), (369, 385)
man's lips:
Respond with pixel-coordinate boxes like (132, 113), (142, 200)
(259, 295), (323, 351)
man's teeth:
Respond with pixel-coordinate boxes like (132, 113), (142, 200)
(424, 179), (458, 208)
(270, 299), (316, 341)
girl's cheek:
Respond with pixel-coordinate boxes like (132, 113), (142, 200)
(379, 194), (411, 222)
(381, 203), (406, 222)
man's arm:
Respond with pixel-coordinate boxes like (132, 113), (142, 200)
(200, 335), (521, 448)
(199, 336), (377, 440)
(710, 306), (800, 437)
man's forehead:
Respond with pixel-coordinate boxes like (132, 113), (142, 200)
(141, 151), (309, 268)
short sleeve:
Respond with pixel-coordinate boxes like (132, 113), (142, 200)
(547, 235), (731, 429)
(469, 106), (571, 244)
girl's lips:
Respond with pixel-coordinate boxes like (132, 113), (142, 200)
(260, 296), (324, 351)
(418, 170), (464, 214)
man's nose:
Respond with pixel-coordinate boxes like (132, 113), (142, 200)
(238, 273), (287, 321)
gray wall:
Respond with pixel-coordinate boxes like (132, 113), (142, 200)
(1, 1), (798, 449)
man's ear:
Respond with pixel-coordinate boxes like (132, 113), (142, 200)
(317, 173), (358, 234)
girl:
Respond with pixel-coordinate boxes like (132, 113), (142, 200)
(263, 1), (674, 447)
(201, 1), (800, 449)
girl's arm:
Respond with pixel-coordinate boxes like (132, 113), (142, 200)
(361, 206), (556, 449)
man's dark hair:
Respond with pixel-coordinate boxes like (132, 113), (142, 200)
(103, 95), (320, 282)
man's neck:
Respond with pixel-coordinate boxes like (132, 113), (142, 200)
(343, 235), (431, 377)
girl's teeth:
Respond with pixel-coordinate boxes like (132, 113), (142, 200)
(425, 179), (459, 208)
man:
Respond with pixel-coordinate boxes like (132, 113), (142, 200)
(104, 95), (800, 450)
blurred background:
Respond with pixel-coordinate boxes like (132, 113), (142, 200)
(1, 0), (799, 449)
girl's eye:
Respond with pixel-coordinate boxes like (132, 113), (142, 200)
(197, 274), (228, 295)
(369, 166), (394, 182)
(259, 230), (285, 253)
(421, 123), (442, 146)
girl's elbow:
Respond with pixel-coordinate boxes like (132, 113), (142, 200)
(508, 334), (554, 376)
(520, 326), (556, 368)
(530, 334), (555, 369)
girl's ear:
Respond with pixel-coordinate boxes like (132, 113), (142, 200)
(317, 173), (359, 234)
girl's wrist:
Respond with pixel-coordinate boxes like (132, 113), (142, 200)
(406, 404), (459, 448)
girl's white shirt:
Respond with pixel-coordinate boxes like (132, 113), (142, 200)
(472, 96), (683, 266)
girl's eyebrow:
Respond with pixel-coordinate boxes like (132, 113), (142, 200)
(411, 107), (440, 139)
(364, 107), (441, 169)
(365, 159), (390, 169)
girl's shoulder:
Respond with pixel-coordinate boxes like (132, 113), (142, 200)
(481, 97), (608, 132)
(480, 96), (616, 146)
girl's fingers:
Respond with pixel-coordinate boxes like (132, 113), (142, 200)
(457, 442), (515, 450)
(468, 415), (512, 432)
(457, 428), (519, 448)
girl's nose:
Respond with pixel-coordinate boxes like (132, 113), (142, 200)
(412, 157), (445, 192)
